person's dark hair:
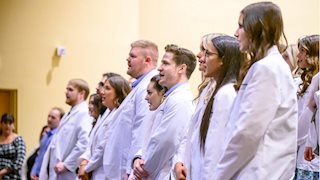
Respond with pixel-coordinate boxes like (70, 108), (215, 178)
(199, 35), (244, 151)
(89, 93), (106, 117)
(196, 79), (210, 101)
(102, 72), (121, 79)
(1, 113), (15, 124)
(164, 44), (197, 79)
(0, 113), (15, 135)
(150, 75), (166, 93)
(98, 73), (121, 113)
(235, 1), (287, 90)
(297, 35), (320, 97)
(107, 76), (132, 108)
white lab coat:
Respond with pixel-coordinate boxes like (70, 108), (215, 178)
(142, 82), (194, 180)
(171, 79), (214, 179)
(297, 73), (319, 172)
(78, 109), (110, 164)
(213, 46), (298, 180)
(103, 69), (158, 180)
(306, 90), (319, 153)
(189, 82), (236, 180)
(128, 109), (159, 180)
(134, 109), (159, 158)
(79, 109), (117, 179)
(307, 90), (320, 148)
(297, 87), (312, 147)
(39, 101), (92, 180)
(296, 78), (307, 117)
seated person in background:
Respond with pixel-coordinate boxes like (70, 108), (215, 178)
(0, 113), (26, 180)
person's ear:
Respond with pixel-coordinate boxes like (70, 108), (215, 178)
(178, 64), (187, 73)
(219, 57), (224, 66)
(159, 89), (166, 96)
(79, 90), (86, 99)
(145, 56), (152, 63)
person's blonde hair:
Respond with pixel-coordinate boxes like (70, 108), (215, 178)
(195, 33), (225, 101)
(281, 44), (301, 77)
(286, 44), (299, 70)
(131, 40), (158, 65)
(68, 79), (90, 100)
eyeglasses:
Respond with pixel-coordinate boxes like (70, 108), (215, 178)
(98, 82), (104, 87)
(204, 49), (218, 57)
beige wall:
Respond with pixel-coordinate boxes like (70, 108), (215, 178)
(0, 0), (318, 154)
(0, 0), (139, 153)
(139, 0), (319, 92)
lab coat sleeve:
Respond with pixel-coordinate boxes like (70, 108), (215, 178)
(133, 149), (143, 160)
(143, 97), (193, 178)
(306, 91), (319, 148)
(79, 144), (91, 163)
(172, 123), (189, 165)
(298, 74), (319, 146)
(85, 122), (111, 173)
(214, 65), (280, 179)
(79, 119), (99, 163)
(126, 89), (151, 174)
(306, 115), (318, 148)
(305, 76), (319, 148)
(203, 84), (236, 178)
(63, 113), (91, 172)
(297, 106), (314, 146)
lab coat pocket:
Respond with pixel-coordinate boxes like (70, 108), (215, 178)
(61, 121), (76, 139)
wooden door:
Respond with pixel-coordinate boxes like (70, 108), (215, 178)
(0, 89), (17, 130)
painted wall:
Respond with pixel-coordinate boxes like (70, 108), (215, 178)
(0, 0), (139, 153)
(0, 0), (318, 154)
(139, 0), (319, 92)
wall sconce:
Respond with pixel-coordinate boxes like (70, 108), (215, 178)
(56, 46), (66, 57)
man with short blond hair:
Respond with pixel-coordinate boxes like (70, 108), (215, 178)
(132, 44), (196, 179)
(103, 40), (159, 179)
(40, 79), (92, 180)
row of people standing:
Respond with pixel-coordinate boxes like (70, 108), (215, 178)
(24, 34), (319, 180)
(19, 1), (318, 180)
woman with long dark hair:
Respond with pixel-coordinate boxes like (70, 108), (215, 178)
(174, 35), (243, 179)
(214, 2), (298, 179)
(0, 113), (26, 180)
